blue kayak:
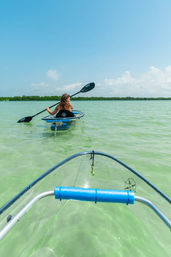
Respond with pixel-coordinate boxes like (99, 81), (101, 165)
(42, 110), (84, 131)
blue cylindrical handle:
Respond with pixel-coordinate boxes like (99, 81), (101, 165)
(54, 187), (135, 205)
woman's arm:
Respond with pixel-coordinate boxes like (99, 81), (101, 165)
(46, 106), (59, 115)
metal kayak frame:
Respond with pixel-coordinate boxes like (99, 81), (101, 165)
(0, 187), (170, 240)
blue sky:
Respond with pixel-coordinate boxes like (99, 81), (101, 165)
(0, 0), (171, 97)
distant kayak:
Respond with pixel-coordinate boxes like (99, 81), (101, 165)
(42, 110), (84, 131)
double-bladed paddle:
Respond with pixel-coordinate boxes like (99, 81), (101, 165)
(17, 82), (95, 123)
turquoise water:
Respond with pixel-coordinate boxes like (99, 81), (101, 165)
(0, 100), (171, 256)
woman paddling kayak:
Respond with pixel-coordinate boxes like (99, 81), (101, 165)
(46, 93), (74, 117)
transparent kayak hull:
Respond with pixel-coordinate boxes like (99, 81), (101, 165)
(42, 110), (84, 131)
(0, 151), (170, 257)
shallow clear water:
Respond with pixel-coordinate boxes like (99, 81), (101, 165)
(0, 100), (170, 256)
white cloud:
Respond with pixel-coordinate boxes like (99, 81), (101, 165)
(28, 66), (171, 97)
(58, 82), (82, 92)
(100, 66), (171, 97)
(31, 82), (49, 91)
(29, 82), (50, 96)
(51, 83), (82, 96)
(46, 69), (59, 81)
(29, 81), (83, 96)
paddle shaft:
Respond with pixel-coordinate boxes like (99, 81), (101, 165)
(32, 91), (81, 118)
(17, 82), (95, 122)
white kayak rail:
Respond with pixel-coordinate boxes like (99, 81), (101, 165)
(0, 187), (170, 241)
(134, 196), (171, 229)
(0, 191), (54, 240)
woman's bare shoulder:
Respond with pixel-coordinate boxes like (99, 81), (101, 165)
(55, 105), (60, 110)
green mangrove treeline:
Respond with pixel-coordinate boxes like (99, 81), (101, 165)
(0, 96), (171, 101)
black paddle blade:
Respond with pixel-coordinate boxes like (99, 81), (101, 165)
(17, 116), (33, 123)
(80, 82), (95, 93)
